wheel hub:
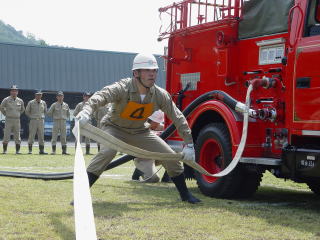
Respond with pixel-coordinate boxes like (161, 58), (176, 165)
(199, 138), (224, 183)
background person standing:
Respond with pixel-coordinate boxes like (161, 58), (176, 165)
(0, 85), (25, 154)
(47, 91), (70, 155)
(73, 92), (92, 154)
(25, 90), (48, 154)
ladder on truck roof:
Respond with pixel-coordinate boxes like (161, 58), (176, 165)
(158, 0), (244, 40)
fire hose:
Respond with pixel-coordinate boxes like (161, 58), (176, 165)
(0, 84), (256, 179)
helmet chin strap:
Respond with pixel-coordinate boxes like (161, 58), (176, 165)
(138, 77), (150, 89)
(136, 70), (150, 89)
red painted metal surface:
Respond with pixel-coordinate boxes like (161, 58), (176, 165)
(188, 101), (241, 145)
(286, 0), (320, 131)
(161, 0), (320, 160)
(199, 138), (223, 183)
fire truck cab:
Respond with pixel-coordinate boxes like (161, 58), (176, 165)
(159, 0), (320, 198)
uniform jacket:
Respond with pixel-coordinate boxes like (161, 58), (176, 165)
(47, 102), (70, 120)
(83, 78), (193, 144)
(25, 99), (47, 119)
(94, 105), (110, 124)
(0, 96), (25, 118)
(73, 102), (86, 117)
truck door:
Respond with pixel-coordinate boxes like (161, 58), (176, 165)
(292, 0), (320, 130)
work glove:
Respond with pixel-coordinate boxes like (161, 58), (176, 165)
(182, 143), (195, 162)
(76, 110), (90, 126)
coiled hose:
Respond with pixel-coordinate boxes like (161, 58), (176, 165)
(0, 90), (250, 180)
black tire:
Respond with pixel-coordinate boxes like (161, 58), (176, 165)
(306, 179), (320, 195)
(195, 123), (243, 198)
(234, 165), (264, 198)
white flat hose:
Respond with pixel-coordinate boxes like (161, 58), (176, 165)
(212, 84), (252, 177)
(79, 85), (253, 178)
(72, 120), (97, 240)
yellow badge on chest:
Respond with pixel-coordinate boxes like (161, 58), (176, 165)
(120, 101), (153, 121)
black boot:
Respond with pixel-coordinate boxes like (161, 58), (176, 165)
(2, 143), (8, 154)
(51, 145), (56, 155)
(161, 171), (172, 183)
(28, 144), (32, 154)
(62, 145), (69, 155)
(171, 173), (201, 204)
(39, 145), (48, 155)
(70, 172), (99, 206)
(131, 168), (144, 180)
(16, 144), (21, 154)
(86, 144), (91, 155)
(87, 172), (99, 187)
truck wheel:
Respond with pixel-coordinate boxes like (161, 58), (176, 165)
(194, 123), (243, 198)
(306, 179), (320, 195)
(234, 166), (264, 198)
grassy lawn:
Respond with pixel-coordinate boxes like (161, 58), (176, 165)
(0, 146), (320, 240)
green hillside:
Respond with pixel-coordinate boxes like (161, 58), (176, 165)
(0, 20), (47, 45)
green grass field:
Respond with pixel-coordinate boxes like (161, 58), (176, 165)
(0, 146), (320, 240)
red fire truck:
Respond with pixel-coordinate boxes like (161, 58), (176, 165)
(159, 0), (320, 198)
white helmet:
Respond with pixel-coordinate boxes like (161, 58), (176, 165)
(148, 110), (164, 124)
(132, 53), (159, 71)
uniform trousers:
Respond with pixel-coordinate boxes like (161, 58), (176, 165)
(28, 119), (45, 145)
(3, 118), (21, 144)
(51, 119), (67, 145)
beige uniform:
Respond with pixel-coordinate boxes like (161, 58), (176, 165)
(74, 101), (90, 144)
(25, 99), (47, 145)
(0, 96), (25, 144)
(93, 105), (110, 151)
(94, 105), (110, 128)
(83, 78), (192, 177)
(134, 124), (164, 182)
(47, 102), (70, 145)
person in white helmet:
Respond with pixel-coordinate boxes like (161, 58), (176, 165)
(76, 53), (200, 204)
(131, 110), (172, 183)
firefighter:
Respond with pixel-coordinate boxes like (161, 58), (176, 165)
(74, 92), (92, 155)
(25, 90), (48, 154)
(94, 104), (110, 151)
(76, 53), (200, 204)
(131, 110), (172, 183)
(47, 91), (70, 155)
(0, 85), (25, 154)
